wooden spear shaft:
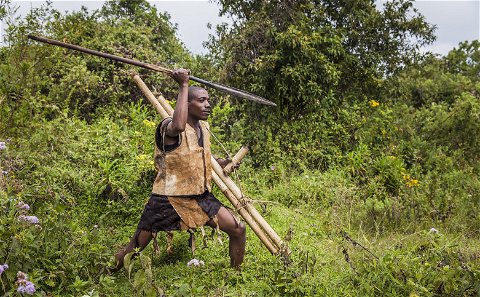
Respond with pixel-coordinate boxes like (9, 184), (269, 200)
(132, 74), (284, 255)
(28, 35), (276, 107)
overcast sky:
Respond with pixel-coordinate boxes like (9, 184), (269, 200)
(2, 0), (479, 56)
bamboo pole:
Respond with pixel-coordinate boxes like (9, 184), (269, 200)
(210, 160), (286, 249)
(132, 74), (286, 255)
(223, 146), (249, 175)
(134, 77), (169, 119)
(212, 171), (278, 254)
(133, 74), (174, 116)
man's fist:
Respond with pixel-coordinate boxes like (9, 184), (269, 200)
(170, 68), (190, 85)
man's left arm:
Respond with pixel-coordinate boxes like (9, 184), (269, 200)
(215, 157), (229, 169)
(215, 157), (240, 170)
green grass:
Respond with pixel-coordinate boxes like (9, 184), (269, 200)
(1, 107), (479, 296)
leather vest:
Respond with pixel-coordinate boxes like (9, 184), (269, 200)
(152, 118), (212, 196)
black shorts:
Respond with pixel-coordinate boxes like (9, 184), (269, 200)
(136, 191), (223, 232)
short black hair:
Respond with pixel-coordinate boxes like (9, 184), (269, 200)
(188, 86), (206, 102)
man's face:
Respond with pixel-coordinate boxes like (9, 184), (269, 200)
(188, 89), (211, 120)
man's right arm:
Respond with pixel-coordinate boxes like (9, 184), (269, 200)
(163, 68), (189, 145)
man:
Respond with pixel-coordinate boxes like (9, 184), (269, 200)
(115, 69), (246, 269)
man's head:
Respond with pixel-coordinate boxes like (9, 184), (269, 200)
(188, 86), (211, 120)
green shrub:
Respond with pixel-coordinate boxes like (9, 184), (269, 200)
(347, 231), (480, 296)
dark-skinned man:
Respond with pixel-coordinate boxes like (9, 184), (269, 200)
(115, 69), (246, 270)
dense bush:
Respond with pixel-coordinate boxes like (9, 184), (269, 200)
(0, 103), (158, 294)
(0, 0), (196, 134)
(206, 0), (436, 168)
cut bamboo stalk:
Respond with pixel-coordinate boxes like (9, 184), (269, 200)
(133, 75), (169, 119)
(212, 171), (278, 254)
(212, 154), (285, 254)
(223, 146), (249, 175)
(211, 160), (286, 249)
(153, 91), (174, 115)
(133, 74), (174, 117)
(132, 74), (285, 255)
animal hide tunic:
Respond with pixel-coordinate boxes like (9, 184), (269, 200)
(136, 118), (223, 236)
(152, 117), (212, 196)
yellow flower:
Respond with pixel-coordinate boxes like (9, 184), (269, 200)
(369, 100), (380, 107)
(136, 154), (148, 161)
(408, 179), (419, 187)
(409, 292), (419, 297)
(403, 172), (420, 188)
(143, 119), (156, 128)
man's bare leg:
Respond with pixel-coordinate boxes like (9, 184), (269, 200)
(207, 206), (246, 269)
(114, 230), (153, 269)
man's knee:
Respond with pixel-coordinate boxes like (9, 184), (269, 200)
(230, 221), (246, 238)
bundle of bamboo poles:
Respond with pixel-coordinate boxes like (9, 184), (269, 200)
(132, 74), (289, 256)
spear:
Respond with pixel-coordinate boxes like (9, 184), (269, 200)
(27, 34), (276, 107)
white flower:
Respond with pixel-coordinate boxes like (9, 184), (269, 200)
(0, 142), (6, 150)
(429, 227), (439, 234)
(187, 258), (205, 267)
(17, 271), (27, 280)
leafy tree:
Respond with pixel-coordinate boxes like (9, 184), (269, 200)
(0, 0), (10, 20)
(0, 0), (191, 133)
(391, 40), (480, 106)
(444, 40), (480, 80)
(210, 0), (435, 105)
(207, 0), (436, 168)
(384, 41), (480, 161)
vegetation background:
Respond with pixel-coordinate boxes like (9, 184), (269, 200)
(1, 0), (479, 296)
